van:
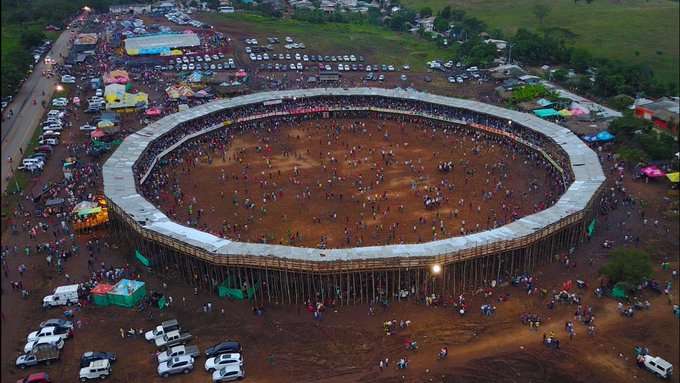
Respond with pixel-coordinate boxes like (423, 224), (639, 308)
(642, 355), (673, 379)
(22, 158), (44, 168)
(79, 359), (111, 381)
(38, 138), (59, 146)
(43, 284), (79, 308)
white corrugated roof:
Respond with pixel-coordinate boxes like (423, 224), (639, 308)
(103, 87), (604, 262)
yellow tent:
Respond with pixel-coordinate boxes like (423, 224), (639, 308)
(558, 109), (572, 117)
(98, 120), (114, 128)
(666, 172), (679, 183)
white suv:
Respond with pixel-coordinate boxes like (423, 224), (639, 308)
(80, 359), (111, 381)
(212, 365), (245, 382)
(158, 355), (194, 377)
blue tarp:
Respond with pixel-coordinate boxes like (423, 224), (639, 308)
(583, 131), (615, 142)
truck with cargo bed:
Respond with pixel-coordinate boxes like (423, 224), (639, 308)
(16, 344), (60, 369)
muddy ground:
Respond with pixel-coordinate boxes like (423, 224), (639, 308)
(1, 12), (679, 383)
(150, 117), (553, 248)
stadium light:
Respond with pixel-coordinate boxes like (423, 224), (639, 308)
(432, 264), (442, 275)
(55, 84), (64, 92)
(83, 6), (91, 12)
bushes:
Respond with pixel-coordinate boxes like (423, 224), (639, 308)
(509, 84), (558, 104)
(608, 113), (679, 162)
(600, 248), (653, 287)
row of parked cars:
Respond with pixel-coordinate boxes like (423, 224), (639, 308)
(249, 52), (364, 63)
(146, 319), (245, 381)
(16, 318), (116, 381)
(19, 108), (70, 173)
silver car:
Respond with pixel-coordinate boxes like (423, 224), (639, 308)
(158, 355), (194, 377)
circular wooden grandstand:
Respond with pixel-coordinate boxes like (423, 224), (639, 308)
(103, 88), (604, 304)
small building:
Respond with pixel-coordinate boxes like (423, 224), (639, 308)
(109, 4), (152, 14)
(518, 74), (541, 84)
(484, 38), (507, 51)
(74, 33), (99, 53)
(319, 71), (341, 81)
(635, 97), (680, 134)
(415, 16), (436, 32)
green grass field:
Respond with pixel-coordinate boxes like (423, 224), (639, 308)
(401, 0), (679, 84)
(203, 13), (455, 70)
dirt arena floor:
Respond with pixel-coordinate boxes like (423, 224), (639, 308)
(150, 117), (556, 248)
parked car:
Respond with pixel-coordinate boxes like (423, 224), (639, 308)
(154, 330), (192, 348)
(79, 359), (111, 381)
(158, 355), (194, 377)
(157, 345), (199, 364)
(27, 326), (71, 342)
(205, 353), (243, 372)
(205, 342), (242, 358)
(42, 284), (79, 307)
(37, 138), (59, 146)
(61, 75), (76, 84)
(79, 352), (117, 368)
(212, 365), (245, 382)
(15, 372), (51, 383)
(145, 320), (181, 341)
(24, 336), (64, 354)
(16, 345), (60, 369)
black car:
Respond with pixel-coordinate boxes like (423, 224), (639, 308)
(205, 341), (242, 358)
(80, 351), (117, 368)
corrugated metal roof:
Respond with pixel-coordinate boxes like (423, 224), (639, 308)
(103, 87), (604, 262)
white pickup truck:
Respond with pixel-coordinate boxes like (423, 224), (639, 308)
(157, 345), (200, 364)
(145, 319), (180, 341)
(154, 330), (193, 349)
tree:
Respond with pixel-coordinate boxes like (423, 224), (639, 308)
(608, 113), (651, 139)
(450, 9), (465, 21)
(433, 16), (449, 32)
(20, 29), (47, 49)
(419, 7), (432, 18)
(532, 3), (551, 25)
(569, 48), (592, 73)
(552, 69), (568, 82)
(600, 248), (653, 287)
(440, 5), (451, 20)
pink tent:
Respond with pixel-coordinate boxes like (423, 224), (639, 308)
(236, 70), (247, 78)
(145, 107), (162, 116)
(90, 129), (106, 139)
(640, 165), (666, 178)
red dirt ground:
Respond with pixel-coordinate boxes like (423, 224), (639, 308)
(1, 14), (678, 383)
(151, 117), (556, 248)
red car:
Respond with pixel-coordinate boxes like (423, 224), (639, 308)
(17, 372), (50, 383)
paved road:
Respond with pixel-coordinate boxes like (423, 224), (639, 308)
(1, 26), (78, 193)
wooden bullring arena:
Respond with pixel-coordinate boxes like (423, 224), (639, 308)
(103, 88), (605, 305)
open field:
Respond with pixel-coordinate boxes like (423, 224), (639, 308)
(202, 12), (455, 71)
(400, 0), (679, 84)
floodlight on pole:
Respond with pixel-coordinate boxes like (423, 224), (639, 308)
(432, 264), (442, 275)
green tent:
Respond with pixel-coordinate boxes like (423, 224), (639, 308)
(611, 284), (628, 301)
(107, 279), (147, 308)
(217, 278), (256, 300)
(533, 108), (561, 118)
(92, 294), (109, 307)
(158, 296), (167, 310)
(135, 250), (151, 267)
(587, 219), (596, 237)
